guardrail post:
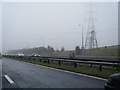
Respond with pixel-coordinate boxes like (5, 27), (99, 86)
(34, 58), (35, 62)
(116, 63), (120, 70)
(39, 59), (41, 62)
(59, 61), (61, 65)
(48, 60), (49, 64)
(43, 60), (45, 63)
(91, 64), (93, 67)
(74, 62), (77, 68)
(18, 56), (20, 60)
(99, 64), (102, 71)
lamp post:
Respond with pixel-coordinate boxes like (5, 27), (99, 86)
(78, 24), (84, 54)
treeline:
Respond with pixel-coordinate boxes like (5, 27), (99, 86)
(7, 45), (83, 56)
(7, 46), (55, 55)
(7, 45), (66, 55)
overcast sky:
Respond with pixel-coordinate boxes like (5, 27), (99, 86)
(0, 3), (2, 53)
(1, 2), (118, 53)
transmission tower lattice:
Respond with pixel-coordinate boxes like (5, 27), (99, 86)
(85, 7), (98, 49)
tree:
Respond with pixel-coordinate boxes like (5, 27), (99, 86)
(50, 47), (54, 52)
(61, 47), (65, 52)
(47, 46), (51, 50)
(75, 46), (80, 55)
(56, 49), (59, 52)
(47, 46), (54, 53)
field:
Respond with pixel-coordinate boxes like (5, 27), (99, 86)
(44, 45), (120, 60)
(82, 45), (119, 56)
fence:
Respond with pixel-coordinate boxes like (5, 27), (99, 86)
(4, 55), (120, 71)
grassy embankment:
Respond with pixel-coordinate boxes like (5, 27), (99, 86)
(45, 45), (120, 60)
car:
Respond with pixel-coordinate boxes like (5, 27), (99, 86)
(104, 73), (120, 90)
(31, 53), (41, 57)
(34, 54), (41, 57)
(18, 53), (24, 56)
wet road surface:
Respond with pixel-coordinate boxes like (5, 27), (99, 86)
(0, 58), (2, 89)
(2, 58), (106, 88)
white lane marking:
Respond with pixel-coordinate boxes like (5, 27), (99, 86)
(4, 75), (14, 84)
(24, 61), (107, 81)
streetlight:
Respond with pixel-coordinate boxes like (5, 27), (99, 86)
(78, 24), (84, 54)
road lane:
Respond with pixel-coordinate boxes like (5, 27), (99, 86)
(2, 58), (106, 88)
(2, 75), (19, 88)
(0, 58), (2, 89)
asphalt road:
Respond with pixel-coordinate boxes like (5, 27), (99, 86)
(0, 58), (2, 89)
(2, 58), (106, 88)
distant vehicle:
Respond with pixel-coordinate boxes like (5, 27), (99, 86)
(18, 53), (24, 56)
(31, 53), (40, 57)
(105, 73), (120, 90)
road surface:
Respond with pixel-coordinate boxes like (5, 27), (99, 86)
(0, 58), (2, 89)
(2, 58), (106, 88)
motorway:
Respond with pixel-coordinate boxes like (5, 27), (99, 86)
(0, 58), (2, 89)
(2, 58), (106, 88)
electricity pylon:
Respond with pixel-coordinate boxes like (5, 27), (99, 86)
(85, 5), (98, 49)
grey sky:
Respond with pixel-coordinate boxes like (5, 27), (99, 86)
(2, 2), (118, 53)
(0, 3), (2, 53)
